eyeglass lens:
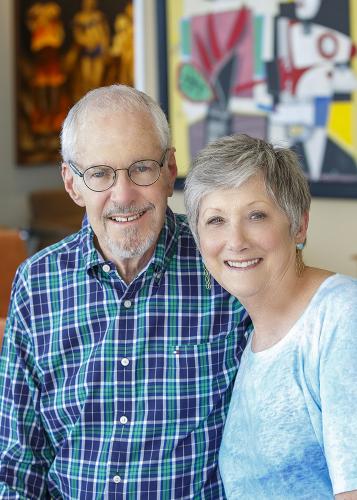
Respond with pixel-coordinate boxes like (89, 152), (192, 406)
(83, 160), (161, 191)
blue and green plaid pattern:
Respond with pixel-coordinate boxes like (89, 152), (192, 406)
(0, 209), (249, 499)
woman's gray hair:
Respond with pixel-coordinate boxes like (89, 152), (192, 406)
(184, 134), (311, 245)
(61, 84), (171, 163)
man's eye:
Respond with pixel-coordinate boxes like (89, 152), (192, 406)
(91, 169), (110, 178)
(132, 163), (151, 174)
(86, 167), (113, 179)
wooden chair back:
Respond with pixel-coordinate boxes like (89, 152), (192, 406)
(0, 228), (28, 318)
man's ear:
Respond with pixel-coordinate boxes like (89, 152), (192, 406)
(296, 211), (309, 244)
(166, 147), (178, 197)
(62, 163), (86, 207)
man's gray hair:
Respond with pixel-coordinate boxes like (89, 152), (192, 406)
(61, 84), (171, 163)
(184, 134), (311, 245)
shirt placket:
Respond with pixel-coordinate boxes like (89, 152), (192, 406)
(103, 267), (144, 497)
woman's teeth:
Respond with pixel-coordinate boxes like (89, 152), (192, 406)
(226, 258), (260, 268)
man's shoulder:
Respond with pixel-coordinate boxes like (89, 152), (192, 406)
(172, 212), (190, 231)
(19, 231), (83, 277)
(170, 212), (200, 255)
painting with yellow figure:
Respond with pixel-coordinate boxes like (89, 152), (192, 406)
(16, 0), (134, 166)
(107, 4), (134, 87)
(164, 0), (357, 197)
(71, 0), (111, 101)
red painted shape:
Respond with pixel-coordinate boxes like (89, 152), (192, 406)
(207, 13), (221, 61)
(194, 32), (213, 74)
(226, 7), (249, 52)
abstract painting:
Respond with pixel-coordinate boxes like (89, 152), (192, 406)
(161, 0), (357, 196)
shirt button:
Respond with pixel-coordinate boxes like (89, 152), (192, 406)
(120, 415), (128, 424)
(102, 264), (111, 273)
(123, 300), (132, 308)
(113, 475), (121, 484)
(121, 358), (129, 367)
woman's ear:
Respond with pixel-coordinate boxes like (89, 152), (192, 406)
(62, 163), (86, 208)
(296, 211), (309, 244)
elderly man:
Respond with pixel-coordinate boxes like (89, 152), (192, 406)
(0, 85), (249, 499)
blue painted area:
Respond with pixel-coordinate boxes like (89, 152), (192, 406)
(314, 96), (331, 126)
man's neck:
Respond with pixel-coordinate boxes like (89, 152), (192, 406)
(115, 254), (153, 285)
(101, 243), (156, 285)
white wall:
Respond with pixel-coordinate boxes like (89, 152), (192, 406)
(1, 0), (357, 276)
(305, 198), (357, 276)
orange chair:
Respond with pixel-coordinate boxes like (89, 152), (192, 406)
(0, 228), (28, 346)
(0, 318), (6, 349)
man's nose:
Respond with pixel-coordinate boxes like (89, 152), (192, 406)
(109, 169), (137, 201)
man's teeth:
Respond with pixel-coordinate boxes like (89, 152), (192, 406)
(111, 212), (143, 222)
(227, 258), (260, 268)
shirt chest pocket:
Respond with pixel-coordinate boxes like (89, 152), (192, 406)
(142, 329), (241, 436)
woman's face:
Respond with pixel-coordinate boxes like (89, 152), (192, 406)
(197, 175), (305, 303)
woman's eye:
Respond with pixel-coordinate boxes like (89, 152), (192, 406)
(250, 211), (266, 221)
(206, 216), (224, 225)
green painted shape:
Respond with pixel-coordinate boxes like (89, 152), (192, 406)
(180, 18), (191, 56)
(178, 64), (213, 102)
(254, 15), (264, 77)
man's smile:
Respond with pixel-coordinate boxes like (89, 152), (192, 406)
(109, 210), (146, 223)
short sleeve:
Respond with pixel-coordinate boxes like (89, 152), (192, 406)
(318, 278), (357, 495)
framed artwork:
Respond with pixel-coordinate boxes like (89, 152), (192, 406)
(158, 0), (357, 197)
(15, 0), (134, 165)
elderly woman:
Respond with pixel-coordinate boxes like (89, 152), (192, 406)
(184, 134), (357, 499)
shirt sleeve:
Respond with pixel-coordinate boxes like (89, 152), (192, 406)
(319, 280), (357, 495)
(0, 268), (54, 499)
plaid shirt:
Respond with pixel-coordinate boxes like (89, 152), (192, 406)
(0, 209), (249, 499)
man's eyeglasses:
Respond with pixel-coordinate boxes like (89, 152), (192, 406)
(68, 150), (169, 192)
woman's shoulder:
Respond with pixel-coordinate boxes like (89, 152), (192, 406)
(296, 273), (357, 363)
(314, 272), (357, 299)
(304, 268), (357, 301)
(304, 271), (357, 329)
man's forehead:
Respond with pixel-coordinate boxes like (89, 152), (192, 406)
(78, 109), (158, 142)
(75, 112), (162, 164)
(83, 106), (151, 125)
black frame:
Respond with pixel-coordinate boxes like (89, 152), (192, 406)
(157, 0), (185, 190)
(156, 0), (357, 197)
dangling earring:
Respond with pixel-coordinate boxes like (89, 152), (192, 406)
(203, 265), (211, 290)
(296, 242), (305, 277)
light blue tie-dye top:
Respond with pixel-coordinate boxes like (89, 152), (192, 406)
(219, 274), (357, 499)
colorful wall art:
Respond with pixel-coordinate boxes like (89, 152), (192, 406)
(162, 0), (357, 196)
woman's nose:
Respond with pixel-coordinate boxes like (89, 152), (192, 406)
(227, 223), (248, 252)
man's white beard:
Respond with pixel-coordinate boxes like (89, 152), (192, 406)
(104, 226), (157, 260)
